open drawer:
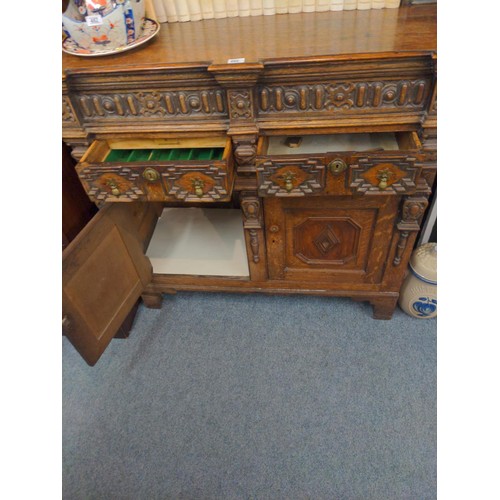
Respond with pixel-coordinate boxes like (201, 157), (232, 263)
(76, 137), (234, 202)
(256, 131), (424, 196)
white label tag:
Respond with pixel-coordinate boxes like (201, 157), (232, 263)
(85, 14), (103, 26)
(227, 58), (246, 64)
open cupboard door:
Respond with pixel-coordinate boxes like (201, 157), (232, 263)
(62, 202), (159, 366)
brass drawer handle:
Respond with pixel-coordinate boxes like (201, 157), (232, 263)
(191, 177), (205, 197)
(328, 158), (347, 175)
(106, 179), (120, 196)
(277, 170), (297, 192)
(376, 168), (395, 190)
(143, 168), (160, 182)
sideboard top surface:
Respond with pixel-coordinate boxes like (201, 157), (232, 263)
(62, 5), (436, 76)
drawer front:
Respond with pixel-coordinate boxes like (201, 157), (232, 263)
(256, 158), (326, 197)
(76, 139), (233, 203)
(77, 163), (232, 202)
(256, 132), (423, 197)
(348, 153), (421, 195)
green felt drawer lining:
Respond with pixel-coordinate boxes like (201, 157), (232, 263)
(104, 148), (225, 162)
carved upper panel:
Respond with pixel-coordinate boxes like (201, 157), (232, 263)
(72, 88), (228, 121)
(257, 79), (431, 115)
(63, 55), (437, 143)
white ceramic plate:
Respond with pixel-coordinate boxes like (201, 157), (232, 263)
(62, 17), (159, 57)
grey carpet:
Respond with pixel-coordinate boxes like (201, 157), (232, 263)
(62, 292), (436, 500)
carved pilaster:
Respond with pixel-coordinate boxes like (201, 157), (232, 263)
(240, 191), (267, 280)
(400, 197), (429, 225)
(240, 192), (263, 229)
(208, 63), (263, 135)
(393, 231), (410, 267)
(393, 196), (429, 266)
(248, 230), (260, 263)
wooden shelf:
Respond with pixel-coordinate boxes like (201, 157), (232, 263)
(146, 208), (250, 277)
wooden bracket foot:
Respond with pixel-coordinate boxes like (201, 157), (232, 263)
(141, 292), (163, 309)
(370, 296), (399, 320)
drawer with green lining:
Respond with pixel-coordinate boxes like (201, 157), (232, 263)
(76, 138), (234, 202)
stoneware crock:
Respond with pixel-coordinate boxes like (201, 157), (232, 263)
(398, 242), (437, 319)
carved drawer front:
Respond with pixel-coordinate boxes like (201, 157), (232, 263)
(256, 131), (424, 197)
(348, 153), (421, 195)
(256, 158), (326, 197)
(76, 138), (233, 203)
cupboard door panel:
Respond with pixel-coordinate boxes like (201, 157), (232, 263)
(265, 196), (398, 284)
(62, 203), (154, 366)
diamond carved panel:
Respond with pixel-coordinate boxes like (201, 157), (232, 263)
(313, 225), (340, 255)
(293, 217), (361, 265)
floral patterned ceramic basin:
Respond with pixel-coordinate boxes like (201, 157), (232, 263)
(62, 0), (147, 53)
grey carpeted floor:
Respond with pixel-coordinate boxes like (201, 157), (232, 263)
(62, 292), (436, 500)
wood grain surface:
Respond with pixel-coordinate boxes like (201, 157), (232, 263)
(62, 6), (436, 74)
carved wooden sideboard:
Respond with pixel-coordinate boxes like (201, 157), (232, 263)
(62, 5), (437, 365)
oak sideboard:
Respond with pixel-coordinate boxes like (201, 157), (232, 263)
(62, 5), (437, 365)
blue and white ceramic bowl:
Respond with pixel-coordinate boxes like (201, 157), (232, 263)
(62, 0), (145, 52)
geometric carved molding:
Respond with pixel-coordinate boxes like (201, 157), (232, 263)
(78, 166), (144, 201)
(350, 157), (420, 195)
(78, 164), (231, 202)
(313, 225), (341, 255)
(257, 79), (431, 115)
(257, 160), (326, 197)
(73, 88), (228, 121)
(62, 96), (77, 123)
(228, 90), (253, 120)
(163, 165), (230, 201)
